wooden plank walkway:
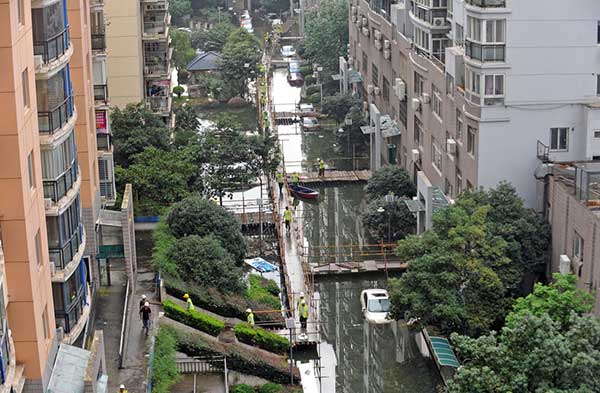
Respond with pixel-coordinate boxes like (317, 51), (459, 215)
(232, 211), (275, 226)
(311, 260), (407, 275)
(289, 170), (372, 184)
(274, 111), (318, 118)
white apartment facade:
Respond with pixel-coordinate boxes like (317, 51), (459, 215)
(349, 0), (600, 212)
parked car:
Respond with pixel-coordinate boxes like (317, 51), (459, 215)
(299, 103), (314, 113)
(288, 61), (302, 74)
(287, 72), (304, 87)
(301, 116), (320, 131)
(360, 289), (392, 324)
(281, 45), (296, 57)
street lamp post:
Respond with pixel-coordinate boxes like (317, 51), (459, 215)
(384, 193), (397, 244)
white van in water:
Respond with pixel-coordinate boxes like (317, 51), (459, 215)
(360, 289), (392, 324)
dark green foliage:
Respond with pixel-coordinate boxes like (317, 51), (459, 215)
(303, 75), (316, 85)
(259, 0), (289, 12)
(169, 0), (192, 26)
(305, 85), (320, 96)
(299, 65), (313, 76)
(231, 385), (255, 393)
(152, 326), (181, 393)
(362, 197), (415, 242)
(307, 93), (321, 104)
(303, 0), (349, 72)
(111, 103), (170, 167)
(166, 196), (247, 262)
(191, 22), (236, 52)
(171, 29), (196, 71)
(166, 235), (243, 293)
(365, 165), (416, 199)
(246, 274), (281, 310)
(173, 85), (185, 97)
(233, 323), (290, 354)
(259, 383), (284, 393)
(321, 93), (361, 123)
(221, 29), (262, 97)
(163, 299), (225, 336)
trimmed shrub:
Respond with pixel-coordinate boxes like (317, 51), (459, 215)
(304, 75), (316, 85)
(307, 93), (321, 104)
(163, 299), (225, 336)
(231, 385), (255, 393)
(299, 65), (313, 76)
(247, 275), (281, 310)
(305, 85), (320, 96)
(259, 383), (284, 393)
(152, 326), (181, 393)
(234, 323), (290, 354)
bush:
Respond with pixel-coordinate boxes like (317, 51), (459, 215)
(305, 85), (320, 96)
(231, 385), (255, 393)
(365, 165), (416, 199)
(304, 75), (316, 85)
(308, 93), (321, 104)
(163, 299), (225, 336)
(247, 274), (281, 310)
(173, 85), (185, 97)
(152, 326), (181, 393)
(299, 65), (313, 76)
(259, 383), (284, 393)
(362, 197), (416, 242)
(234, 323), (290, 354)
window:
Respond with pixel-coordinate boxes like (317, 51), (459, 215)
(550, 127), (569, 151)
(597, 75), (600, 95)
(414, 117), (424, 147)
(28, 152), (35, 189)
(432, 85), (442, 119)
(456, 111), (463, 143)
(22, 70), (29, 108)
(35, 230), (42, 267)
(382, 77), (390, 102)
(444, 178), (453, 197)
(431, 137), (443, 172)
(414, 26), (430, 51)
(362, 51), (368, 74)
(455, 24), (464, 46)
(456, 168), (463, 196)
(467, 126), (476, 155)
(485, 20), (505, 43)
(372, 64), (379, 86)
(414, 72), (425, 96)
(465, 68), (481, 104)
(594, 130), (600, 139)
(466, 180), (474, 192)
(446, 73), (454, 96)
(42, 306), (48, 339)
(597, 21), (600, 44)
(573, 231), (584, 259)
(484, 74), (505, 105)
(18, 0), (24, 24)
(467, 16), (482, 42)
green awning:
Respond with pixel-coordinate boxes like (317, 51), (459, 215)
(348, 69), (362, 83)
(430, 337), (460, 368)
(98, 244), (125, 259)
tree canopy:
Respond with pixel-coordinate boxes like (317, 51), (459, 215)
(220, 29), (261, 97)
(321, 93), (361, 124)
(171, 29), (196, 71)
(362, 197), (415, 242)
(169, 0), (192, 26)
(365, 165), (416, 199)
(303, 0), (349, 72)
(166, 196), (247, 263)
(191, 21), (236, 52)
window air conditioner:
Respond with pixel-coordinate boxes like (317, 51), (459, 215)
(362, 101), (369, 111)
(352, 6), (357, 14)
(367, 84), (374, 94)
(395, 79), (406, 98)
(411, 98), (421, 111)
(383, 39), (390, 49)
(362, 17), (368, 26)
(357, 18), (362, 27)
(352, 15), (357, 23)
(44, 198), (53, 210)
(421, 93), (431, 104)
(362, 27), (370, 36)
(383, 50), (391, 60)
(374, 86), (381, 95)
(433, 17), (445, 27)
(374, 40), (382, 50)
(559, 255), (571, 275)
(411, 149), (420, 162)
(374, 30), (382, 40)
(447, 139), (457, 154)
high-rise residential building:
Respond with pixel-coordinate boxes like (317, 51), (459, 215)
(347, 0), (600, 216)
(105, 0), (173, 125)
(0, 0), (107, 390)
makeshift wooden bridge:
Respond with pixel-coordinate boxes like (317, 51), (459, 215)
(289, 170), (372, 184)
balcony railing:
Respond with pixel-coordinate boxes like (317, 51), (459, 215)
(34, 28), (69, 64)
(38, 96), (73, 134)
(0, 319), (9, 385)
(94, 84), (109, 104)
(465, 0), (506, 7)
(49, 224), (83, 270)
(146, 96), (169, 112)
(144, 63), (169, 76)
(465, 40), (505, 62)
(91, 33), (106, 51)
(143, 21), (167, 36)
(537, 140), (550, 163)
(43, 161), (78, 203)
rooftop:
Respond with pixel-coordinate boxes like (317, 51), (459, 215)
(187, 51), (222, 72)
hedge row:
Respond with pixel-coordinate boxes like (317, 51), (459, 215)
(163, 300), (224, 336)
(152, 327), (181, 393)
(234, 323), (290, 354)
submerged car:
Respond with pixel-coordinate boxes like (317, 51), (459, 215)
(288, 61), (302, 74)
(287, 72), (304, 87)
(360, 289), (392, 324)
(281, 45), (296, 57)
(301, 116), (320, 131)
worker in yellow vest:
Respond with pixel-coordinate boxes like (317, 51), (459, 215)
(284, 206), (292, 232)
(318, 159), (325, 176)
(298, 299), (309, 339)
(276, 171), (284, 195)
(246, 308), (255, 327)
(183, 293), (194, 311)
(291, 172), (299, 186)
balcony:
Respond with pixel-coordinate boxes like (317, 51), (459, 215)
(34, 27), (69, 64)
(465, 40), (505, 62)
(146, 96), (170, 113)
(91, 33), (106, 51)
(144, 62), (170, 76)
(38, 96), (74, 134)
(43, 161), (78, 203)
(143, 20), (168, 38)
(94, 84), (109, 104)
(49, 224), (83, 271)
(465, 0), (505, 7)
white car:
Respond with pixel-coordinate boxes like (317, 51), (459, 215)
(281, 45), (296, 57)
(360, 289), (392, 324)
(240, 10), (251, 21)
(299, 103), (314, 113)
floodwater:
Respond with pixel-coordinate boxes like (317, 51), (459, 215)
(271, 67), (441, 392)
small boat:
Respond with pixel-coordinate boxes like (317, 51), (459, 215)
(289, 184), (319, 199)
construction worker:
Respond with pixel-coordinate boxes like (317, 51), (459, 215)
(246, 308), (255, 327)
(139, 294), (147, 312)
(318, 158), (325, 177)
(140, 302), (152, 336)
(298, 299), (309, 339)
(284, 206), (292, 232)
(119, 384), (128, 393)
(291, 172), (299, 186)
(183, 293), (194, 311)
(297, 292), (305, 308)
(276, 170), (284, 194)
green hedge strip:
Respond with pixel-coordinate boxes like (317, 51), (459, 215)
(234, 323), (290, 354)
(163, 300), (225, 336)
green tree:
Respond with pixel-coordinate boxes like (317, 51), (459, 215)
(115, 147), (197, 215)
(220, 29), (262, 97)
(303, 0), (349, 72)
(195, 73), (228, 101)
(365, 165), (416, 199)
(362, 197), (415, 242)
(169, 0), (192, 26)
(506, 273), (594, 330)
(191, 21), (236, 52)
(174, 105), (199, 132)
(166, 196), (247, 263)
(321, 93), (361, 123)
(171, 29), (196, 71)
(167, 235), (243, 293)
(173, 85), (185, 97)
(111, 103), (170, 167)
(259, 0), (289, 12)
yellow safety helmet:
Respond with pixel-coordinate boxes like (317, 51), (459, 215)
(183, 293), (190, 299)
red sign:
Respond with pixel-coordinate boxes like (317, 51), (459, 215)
(95, 110), (107, 132)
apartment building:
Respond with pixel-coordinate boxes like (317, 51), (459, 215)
(105, 0), (173, 125)
(348, 0), (600, 211)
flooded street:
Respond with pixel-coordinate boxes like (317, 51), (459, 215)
(271, 67), (441, 392)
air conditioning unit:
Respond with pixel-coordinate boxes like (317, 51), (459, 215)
(383, 50), (391, 60)
(44, 198), (53, 210)
(50, 262), (56, 276)
(362, 27), (370, 36)
(374, 40), (382, 50)
(433, 17), (445, 27)
(421, 93), (431, 104)
(374, 30), (382, 40)
(411, 98), (421, 111)
(362, 101), (369, 111)
(34, 55), (44, 68)
(367, 84), (374, 94)
(411, 149), (420, 162)
(395, 79), (406, 98)
(383, 39), (390, 49)
(352, 15), (357, 23)
(362, 17), (368, 26)
(374, 86), (381, 95)
(351, 6), (357, 14)
(447, 139), (457, 154)
(357, 18), (362, 27)
(559, 255), (571, 275)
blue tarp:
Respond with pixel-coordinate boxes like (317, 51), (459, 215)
(244, 257), (278, 273)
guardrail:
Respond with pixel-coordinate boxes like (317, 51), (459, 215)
(38, 96), (73, 134)
(146, 335), (156, 393)
(34, 28), (69, 64)
(118, 279), (131, 368)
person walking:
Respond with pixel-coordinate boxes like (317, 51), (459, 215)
(276, 170), (284, 195)
(284, 206), (292, 233)
(119, 384), (128, 393)
(139, 294), (147, 312)
(246, 308), (255, 327)
(318, 159), (325, 177)
(140, 301), (152, 336)
(292, 172), (299, 186)
(298, 299), (309, 340)
(183, 293), (194, 311)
